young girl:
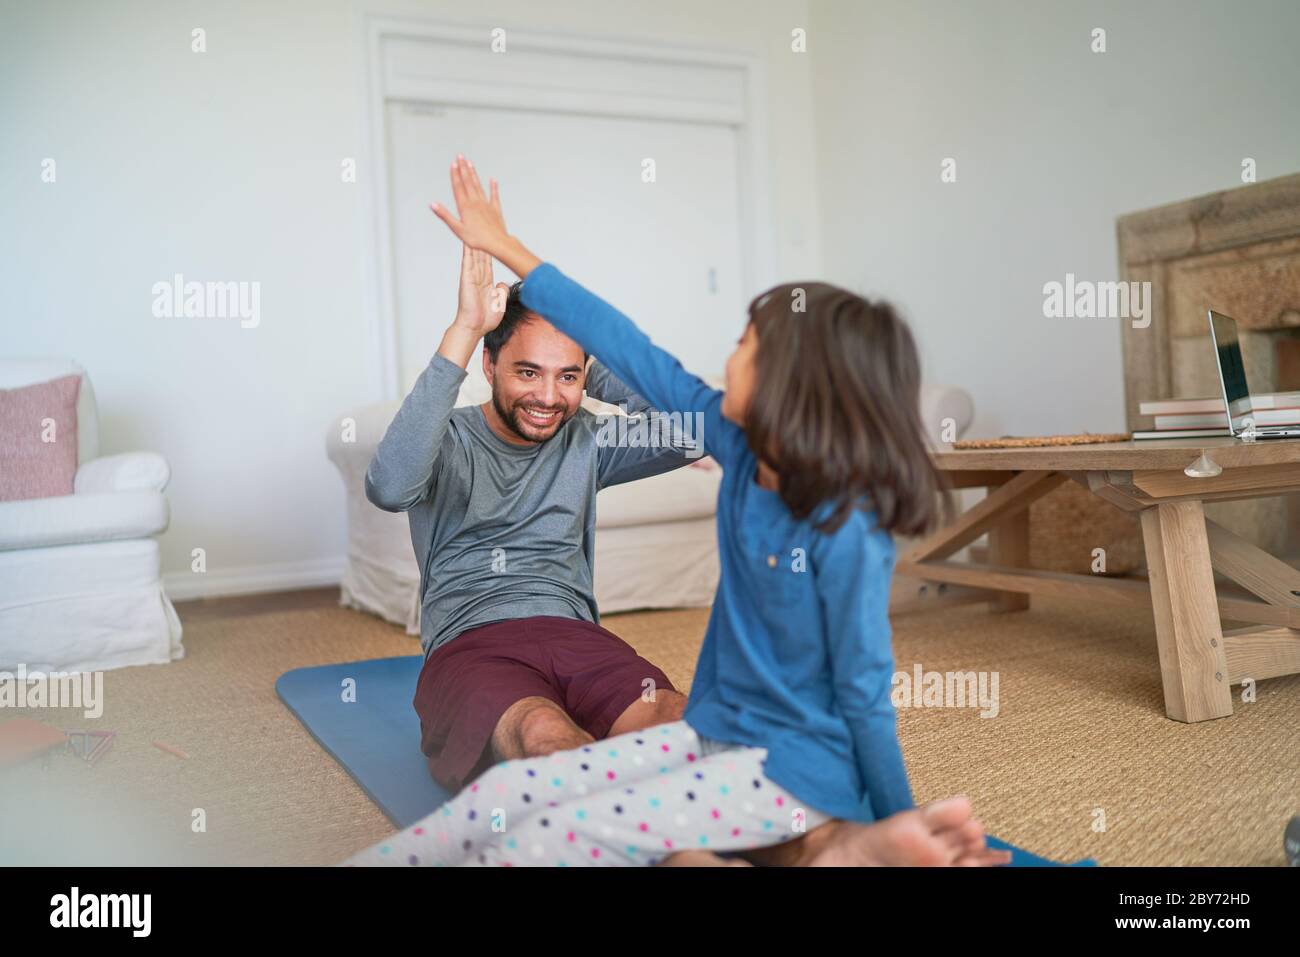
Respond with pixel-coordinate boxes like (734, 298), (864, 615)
(345, 157), (1009, 868)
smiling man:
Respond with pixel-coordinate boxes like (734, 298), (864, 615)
(365, 243), (697, 794)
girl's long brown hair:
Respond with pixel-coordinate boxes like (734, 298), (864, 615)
(742, 282), (951, 536)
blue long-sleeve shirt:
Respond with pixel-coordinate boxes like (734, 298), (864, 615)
(521, 262), (913, 822)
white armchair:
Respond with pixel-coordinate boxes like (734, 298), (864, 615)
(0, 359), (183, 673)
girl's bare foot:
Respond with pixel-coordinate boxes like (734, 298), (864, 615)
(805, 796), (1013, 867)
(657, 850), (754, 867)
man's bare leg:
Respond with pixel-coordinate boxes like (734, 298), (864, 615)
(736, 796), (1012, 867)
(607, 688), (687, 737)
(491, 687), (686, 763)
(656, 850), (753, 867)
(490, 696), (593, 761)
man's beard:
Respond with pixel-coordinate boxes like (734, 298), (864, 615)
(491, 388), (572, 443)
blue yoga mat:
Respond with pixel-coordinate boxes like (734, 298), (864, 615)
(277, 655), (449, 828)
(277, 656), (1094, 867)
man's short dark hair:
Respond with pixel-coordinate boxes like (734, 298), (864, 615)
(483, 281), (586, 364)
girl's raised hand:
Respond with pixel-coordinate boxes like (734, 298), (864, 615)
(430, 156), (510, 257)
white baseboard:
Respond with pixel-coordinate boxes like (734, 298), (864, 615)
(163, 556), (345, 601)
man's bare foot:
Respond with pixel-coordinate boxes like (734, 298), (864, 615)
(804, 796), (1013, 867)
(656, 850), (754, 867)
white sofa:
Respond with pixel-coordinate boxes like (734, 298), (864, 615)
(327, 364), (974, 636)
(0, 359), (183, 673)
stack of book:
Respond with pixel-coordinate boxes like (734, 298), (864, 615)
(1133, 392), (1300, 439)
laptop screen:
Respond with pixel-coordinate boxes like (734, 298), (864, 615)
(1209, 311), (1253, 431)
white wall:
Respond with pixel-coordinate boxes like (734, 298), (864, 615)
(11, 0), (1296, 597)
(808, 0), (1300, 438)
(0, 0), (823, 597)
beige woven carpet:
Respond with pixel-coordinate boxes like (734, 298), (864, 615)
(2, 590), (1295, 866)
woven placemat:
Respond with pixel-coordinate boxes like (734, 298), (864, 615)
(953, 432), (1130, 450)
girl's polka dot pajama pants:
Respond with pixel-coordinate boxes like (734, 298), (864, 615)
(344, 719), (832, 867)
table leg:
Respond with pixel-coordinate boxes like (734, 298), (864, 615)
(1139, 500), (1234, 722)
(987, 508), (1030, 612)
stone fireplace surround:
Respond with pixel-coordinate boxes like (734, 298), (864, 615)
(1117, 173), (1300, 558)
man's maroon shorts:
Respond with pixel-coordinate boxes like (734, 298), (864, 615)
(413, 616), (677, 794)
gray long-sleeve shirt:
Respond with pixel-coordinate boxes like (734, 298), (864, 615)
(365, 354), (702, 656)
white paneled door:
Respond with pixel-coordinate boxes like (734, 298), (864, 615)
(386, 100), (747, 394)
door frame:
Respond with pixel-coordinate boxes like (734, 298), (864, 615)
(356, 14), (778, 401)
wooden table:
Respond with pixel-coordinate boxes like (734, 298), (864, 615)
(898, 437), (1300, 723)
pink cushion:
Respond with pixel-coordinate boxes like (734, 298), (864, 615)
(0, 374), (82, 502)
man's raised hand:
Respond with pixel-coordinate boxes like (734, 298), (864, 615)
(453, 242), (509, 338)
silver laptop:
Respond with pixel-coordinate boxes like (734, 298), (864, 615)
(1207, 310), (1300, 439)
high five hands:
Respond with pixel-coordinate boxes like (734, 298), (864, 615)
(431, 155), (541, 280)
(435, 156), (541, 367)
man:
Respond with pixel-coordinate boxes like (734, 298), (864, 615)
(366, 243), (698, 794)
